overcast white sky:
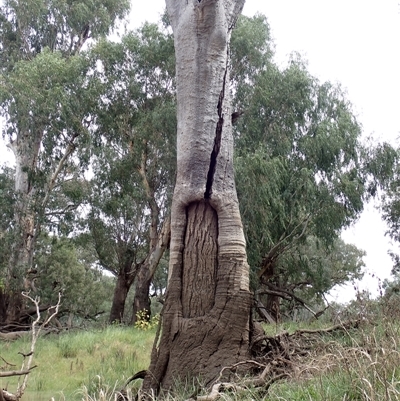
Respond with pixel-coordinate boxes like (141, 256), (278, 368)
(1, 1), (399, 301)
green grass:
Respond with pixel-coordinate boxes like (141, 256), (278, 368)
(2, 300), (400, 401)
(0, 326), (155, 400)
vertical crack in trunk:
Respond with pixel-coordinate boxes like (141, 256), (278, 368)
(204, 66), (228, 199)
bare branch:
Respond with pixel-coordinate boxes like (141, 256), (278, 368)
(41, 138), (78, 210)
(0, 366), (37, 378)
(14, 292), (61, 398)
(0, 355), (16, 367)
(256, 286), (323, 320)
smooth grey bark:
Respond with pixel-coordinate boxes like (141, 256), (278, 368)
(2, 130), (78, 324)
(3, 131), (42, 323)
(142, 0), (251, 394)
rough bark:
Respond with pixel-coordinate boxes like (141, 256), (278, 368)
(142, 0), (251, 394)
(131, 271), (152, 324)
(0, 288), (7, 323)
(264, 270), (281, 324)
(109, 252), (136, 324)
(265, 290), (281, 324)
(109, 273), (131, 324)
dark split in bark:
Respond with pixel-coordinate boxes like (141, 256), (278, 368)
(204, 67), (227, 199)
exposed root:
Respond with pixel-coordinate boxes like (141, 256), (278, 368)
(179, 319), (361, 401)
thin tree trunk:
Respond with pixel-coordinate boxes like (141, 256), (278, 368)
(264, 268), (281, 323)
(266, 291), (281, 323)
(4, 129), (77, 324)
(0, 288), (7, 324)
(142, 0), (251, 393)
(130, 215), (170, 324)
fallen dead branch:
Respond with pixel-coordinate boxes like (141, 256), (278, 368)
(0, 332), (29, 342)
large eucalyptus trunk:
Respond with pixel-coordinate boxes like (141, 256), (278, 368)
(142, 0), (251, 393)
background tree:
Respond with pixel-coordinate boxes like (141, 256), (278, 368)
(379, 144), (400, 272)
(35, 235), (114, 327)
(87, 23), (176, 324)
(0, 0), (130, 324)
(0, 165), (15, 321)
(255, 237), (365, 321)
(231, 15), (389, 322)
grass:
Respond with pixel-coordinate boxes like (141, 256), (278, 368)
(264, 312), (400, 401)
(0, 326), (155, 400)
(2, 297), (400, 400)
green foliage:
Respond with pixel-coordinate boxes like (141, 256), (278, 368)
(82, 23), (176, 322)
(380, 147), (400, 238)
(278, 237), (365, 306)
(34, 236), (114, 322)
(0, 0), (131, 321)
(0, 0), (130, 68)
(230, 14), (274, 106)
(231, 16), (372, 306)
(88, 22), (176, 245)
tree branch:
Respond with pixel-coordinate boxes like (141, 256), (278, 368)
(257, 286), (323, 320)
(0, 366), (37, 378)
(258, 213), (313, 279)
(15, 293), (61, 398)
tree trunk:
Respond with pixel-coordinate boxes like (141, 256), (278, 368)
(0, 288), (7, 324)
(142, 0), (251, 394)
(109, 272), (131, 324)
(4, 131), (41, 324)
(266, 290), (281, 323)
(131, 216), (171, 325)
(265, 271), (281, 324)
(131, 269), (151, 324)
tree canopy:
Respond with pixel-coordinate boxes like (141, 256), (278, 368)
(0, 8), (395, 330)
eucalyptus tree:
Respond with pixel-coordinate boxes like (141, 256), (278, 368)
(88, 23), (176, 324)
(380, 144), (400, 270)
(142, 0), (252, 393)
(256, 237), (365, 321)
(34, 235), (114, 326)
(232, 27), (376, 320)
(0, 166), (14, 321)
(0, 0), (130, 324)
